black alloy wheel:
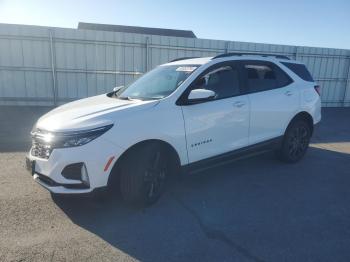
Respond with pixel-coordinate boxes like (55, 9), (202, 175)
(279, 120), (311, 163)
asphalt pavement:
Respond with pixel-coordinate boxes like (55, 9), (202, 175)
(0, 106), (349, 262)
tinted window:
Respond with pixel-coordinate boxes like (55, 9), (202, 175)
(281, 62), (314, 82)
(194, 65), (240, 99)
(244, 63), (292, 93)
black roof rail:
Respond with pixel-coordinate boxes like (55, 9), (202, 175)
(169, 57), (199, 63)
(212, 52), (290, 60)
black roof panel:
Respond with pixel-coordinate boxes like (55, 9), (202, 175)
(78, 22), (197, 38)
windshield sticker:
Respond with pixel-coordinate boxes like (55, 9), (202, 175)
(176, 66), (197, 72)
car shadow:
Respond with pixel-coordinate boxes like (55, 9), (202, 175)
(52, 146), (350, 262)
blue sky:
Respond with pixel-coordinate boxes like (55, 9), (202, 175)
(0, 0), (349, 49)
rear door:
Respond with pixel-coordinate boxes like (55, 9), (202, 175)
(242, 60), (299, 145)
(180, 61), (250, 163)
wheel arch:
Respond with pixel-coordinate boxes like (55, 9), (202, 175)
(107, 139), (181, 187)
(285, 111), (314, 135)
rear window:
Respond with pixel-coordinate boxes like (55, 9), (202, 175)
(281, 62), (314, 82)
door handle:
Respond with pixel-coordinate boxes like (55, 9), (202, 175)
(233, 101), (245, 108)
(285, 91), (293, 96)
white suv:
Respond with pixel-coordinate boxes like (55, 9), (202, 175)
(26, 53), (321, 205)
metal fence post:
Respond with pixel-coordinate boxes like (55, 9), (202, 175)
(49, 29), (57, 106)
(145, 37), (150, 72)
(294, 46), (299, 60)
(343, 56), (350, 106)
(225, 41), (230, 53)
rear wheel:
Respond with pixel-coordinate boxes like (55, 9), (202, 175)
(278, 120), (311, 163)
(120, 144), (169, 206)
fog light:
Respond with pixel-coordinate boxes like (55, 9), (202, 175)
(81, 164), (90, 187)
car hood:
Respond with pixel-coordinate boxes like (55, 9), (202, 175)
(35, 94), (159, 132)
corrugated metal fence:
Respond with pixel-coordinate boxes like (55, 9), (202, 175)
(0, 23), (349, 107)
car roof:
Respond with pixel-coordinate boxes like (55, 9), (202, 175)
(163, 55), (302, 67)
(163, 57), (212, 66)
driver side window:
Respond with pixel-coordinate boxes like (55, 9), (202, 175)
(195, 65), (241, 99)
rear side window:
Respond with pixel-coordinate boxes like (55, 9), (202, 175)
(281, 62), (314, 82)
(244, 62), (292, 93)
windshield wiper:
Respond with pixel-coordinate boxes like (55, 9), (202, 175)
(118, 96), (130, 100)
(141, 96), (164, 100)
(118, 96), (144, 101)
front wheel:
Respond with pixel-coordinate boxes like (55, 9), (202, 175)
(120, 144), (169, 206)
(278, 120), (311, 163)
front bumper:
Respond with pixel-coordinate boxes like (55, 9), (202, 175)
(33, 173), (93, 194)
(26, 136), (124, 194)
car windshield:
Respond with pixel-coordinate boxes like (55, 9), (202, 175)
(117, 65), (199, 100)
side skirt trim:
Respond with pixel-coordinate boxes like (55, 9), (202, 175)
(182, 136), (283, 174)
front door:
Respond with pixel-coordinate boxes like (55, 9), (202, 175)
(181, 62), (250, 163)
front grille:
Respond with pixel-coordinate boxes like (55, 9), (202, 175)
(31, 140), (52, 159)
(31, 129), (53, 159)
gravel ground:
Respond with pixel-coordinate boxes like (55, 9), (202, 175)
(0, 106), (349, 262)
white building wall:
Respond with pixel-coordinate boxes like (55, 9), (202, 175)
(0, 23), (349, 107)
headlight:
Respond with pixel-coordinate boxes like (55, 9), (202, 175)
(32, 124), (113, 151)
(54, 125), (113, 148)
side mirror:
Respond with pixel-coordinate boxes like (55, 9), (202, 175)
(187, 89), (215, 103)
(113, 86), (124, 93)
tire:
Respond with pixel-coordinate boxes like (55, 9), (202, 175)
(120, 144), (169, 206)
(278, 120), (311, 163)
